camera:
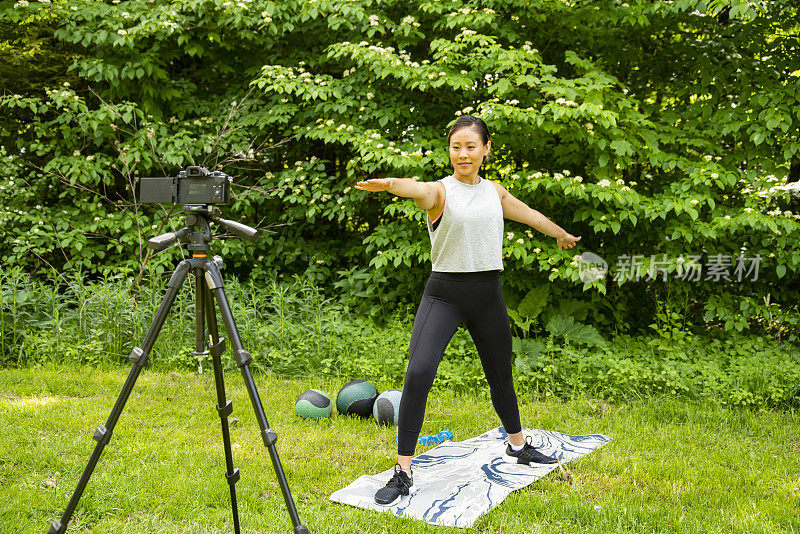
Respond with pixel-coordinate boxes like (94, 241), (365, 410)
(139, 166), (231, 205)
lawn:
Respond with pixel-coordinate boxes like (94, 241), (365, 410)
(0, 364), (797, 533)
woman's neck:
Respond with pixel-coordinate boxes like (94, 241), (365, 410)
(452, 173), (481, 185)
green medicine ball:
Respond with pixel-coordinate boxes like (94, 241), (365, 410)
(295, 389), (332, 420)
(336, 380), (378, 418)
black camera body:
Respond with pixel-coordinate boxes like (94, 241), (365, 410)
(140, 166), (231, 205)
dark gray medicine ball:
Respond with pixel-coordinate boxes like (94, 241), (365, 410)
(336, 380), (378, 417)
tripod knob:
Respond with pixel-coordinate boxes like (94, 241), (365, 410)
(148, 228), (189, 251)
(216, 217), (258, 242)
(213, 255), (224, 269)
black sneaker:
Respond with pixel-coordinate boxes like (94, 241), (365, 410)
(374, 464), (415, 506)
(502, 436), (558, 465)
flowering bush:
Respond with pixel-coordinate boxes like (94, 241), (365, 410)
(1, 0), (798, 338)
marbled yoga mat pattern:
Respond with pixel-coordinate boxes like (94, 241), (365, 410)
(329, 427), (611, 528)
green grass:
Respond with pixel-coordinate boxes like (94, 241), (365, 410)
(1, 364), (798, 533)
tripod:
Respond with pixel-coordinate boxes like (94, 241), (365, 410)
(49, 205), (309, 534)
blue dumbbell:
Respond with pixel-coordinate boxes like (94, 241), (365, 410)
(395, 430), (454, 445)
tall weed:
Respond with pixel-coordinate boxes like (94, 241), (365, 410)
(2, 266), (799, 409)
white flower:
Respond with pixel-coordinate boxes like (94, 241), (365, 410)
(598, 179), (611, 187)
(690, 199), (699, 205)
(117, 29), (128, 35)
(710, 173), (719, 179)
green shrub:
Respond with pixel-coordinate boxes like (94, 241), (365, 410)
(4, 0), (800, 340)
(2, 266), (798, 409)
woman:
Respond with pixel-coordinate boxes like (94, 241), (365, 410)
(355, 116), (581, 506)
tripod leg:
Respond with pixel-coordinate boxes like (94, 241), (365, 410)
(49, 260), (193, 534)
(203, 261), (309, 534)
(199, 272), (241, 534)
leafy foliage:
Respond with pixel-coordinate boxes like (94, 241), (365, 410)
(2, 266), (798, 408)
(1, 0), (799, 337)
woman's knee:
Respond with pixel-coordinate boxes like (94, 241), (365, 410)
(404, 363), (437, 390)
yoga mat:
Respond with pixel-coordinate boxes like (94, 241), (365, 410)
(329, 426), (610, 528)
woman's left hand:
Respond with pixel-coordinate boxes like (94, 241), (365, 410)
(556, 233), (582, 251)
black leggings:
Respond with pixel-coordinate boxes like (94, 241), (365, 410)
(397, 270), (522, 456)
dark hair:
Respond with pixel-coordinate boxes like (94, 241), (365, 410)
(448, 115), (491, 145)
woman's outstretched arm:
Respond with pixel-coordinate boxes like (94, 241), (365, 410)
(492, 182), (582, 251)
(355, 178), (442, 211)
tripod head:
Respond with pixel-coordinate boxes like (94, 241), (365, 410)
(147, 204), (258, 253)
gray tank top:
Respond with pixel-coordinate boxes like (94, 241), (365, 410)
(426, 175), (504, 272)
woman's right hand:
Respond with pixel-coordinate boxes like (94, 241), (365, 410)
(355, 178), (393, 192)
